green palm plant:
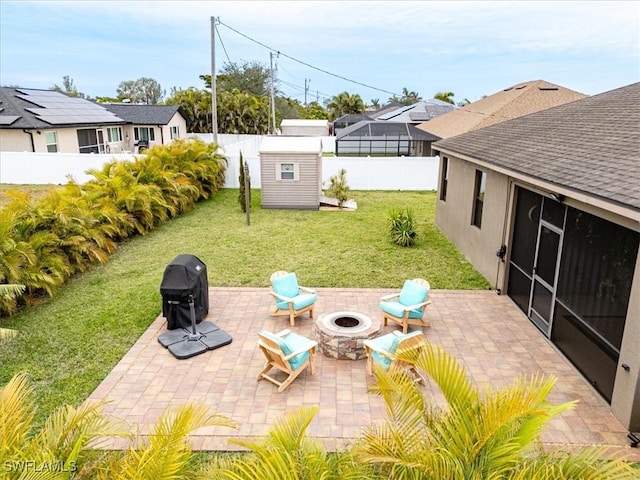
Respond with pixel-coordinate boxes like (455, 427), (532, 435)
(387, 207), (418, 246)
(0, 284), (24, 342)
(0, 372), (130, 480)
(97, 403), (237, 480)
(200, 406), (376, 480)
(354, 340), (637, 479)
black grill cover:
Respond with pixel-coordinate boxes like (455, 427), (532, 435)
(160, 254), (209, 330)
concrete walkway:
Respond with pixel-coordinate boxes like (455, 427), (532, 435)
(87, 288), (639, 461)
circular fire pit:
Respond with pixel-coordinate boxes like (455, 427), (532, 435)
(313, 311), (380, 360)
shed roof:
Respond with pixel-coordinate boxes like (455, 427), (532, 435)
(433, 82), (640, 212)
(259, 135), (323, 154)
(280, 119), (329, 128)
(417, 80), (586, 139)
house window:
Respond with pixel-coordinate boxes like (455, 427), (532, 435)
(471, 169), (486, 228)
(439, 156), (449, 201)
(134, 127), (155, 142)
(45, 131), (58, 153)
(170, 126), (179, 140)
(107, 127), (122, 143)
(276, 162), (298, 181)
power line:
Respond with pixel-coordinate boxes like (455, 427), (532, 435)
(214, 21), (232, 64)
(217, 19), (401, 98)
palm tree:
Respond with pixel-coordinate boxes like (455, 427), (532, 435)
(354, 340), (637, 479)
(326, 91), (366, 121)
(434, 91), (456, 104)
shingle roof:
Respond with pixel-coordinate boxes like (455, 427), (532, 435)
(416, 80), (586, 139)
(433, 82), (640, 211)
(102, 104), (182, 125)
(0, 87), (122, 129)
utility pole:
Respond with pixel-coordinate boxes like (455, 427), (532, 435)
(270, 52), (277, 134)
(210, 16), (218, 145)
(304, 78), (310, 106)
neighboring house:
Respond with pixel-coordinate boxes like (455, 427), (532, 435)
(416, 80), (586, 140)
(432, 82), (640, 431)
(0, 87), (189, 154)
(376, 99), (456, 123)
(335, 121), (439, 157)
(332, 113), (372, 135)
(259, 136), (323, 209)
(102, 103), (188, 152)
(0, 87), (124, 154)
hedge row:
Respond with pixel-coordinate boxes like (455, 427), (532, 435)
(0, 138), (227, 315)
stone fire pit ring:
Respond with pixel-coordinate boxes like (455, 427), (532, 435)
(313, 311), (380, 360)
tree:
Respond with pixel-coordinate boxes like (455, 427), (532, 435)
(165, 86), (212, 133)
(50, 75), (87, 98)
(117, 77), (164, 104)
(434, 91), (456, 104)
(200, 60), (272, 97)
(388, 87), (422, 106)
(369, 98), (381, 109)
(238, 152), (251, 213)
(303, 101), (329, 120)
(217, 88), (269, 134)
(326, 91), (366, 121)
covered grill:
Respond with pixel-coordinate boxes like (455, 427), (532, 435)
(160, 254), (209, 330)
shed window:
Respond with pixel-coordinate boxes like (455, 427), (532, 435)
(277, 162), (298, 181)
(170, 126), (179, 139)
(45, 131), (58, 153)
(471, 169), (486, 228)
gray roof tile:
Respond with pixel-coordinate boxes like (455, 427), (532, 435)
(433, 83), (640, 211)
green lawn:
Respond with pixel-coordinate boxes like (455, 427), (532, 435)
(0, 188), (489, 424)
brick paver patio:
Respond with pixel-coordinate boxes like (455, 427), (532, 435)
(88, 288), (639, 461)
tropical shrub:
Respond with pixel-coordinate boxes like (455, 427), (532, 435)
(326, 168), (350, 208)
(354, 339), (638, 479)
(238, 151), (251, 213)
(199, 406), (377, 480)
(0, 138), (227, 315)
(387, 207), (418, 246)
(0, 372), (237, 480)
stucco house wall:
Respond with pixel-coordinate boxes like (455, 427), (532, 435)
(432, 82), (640, 431)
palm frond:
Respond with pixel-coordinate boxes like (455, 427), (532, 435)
(0, 372), (36, 460)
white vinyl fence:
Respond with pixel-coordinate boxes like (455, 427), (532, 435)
(0, 136), (440, 191)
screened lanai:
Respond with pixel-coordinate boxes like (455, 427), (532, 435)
(334, 121), (440, 157)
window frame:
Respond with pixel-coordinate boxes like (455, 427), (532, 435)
(44, 131), (58, 153)
(107, 127), (122, 143)
(276, 162), (299, 181)
(134, 127), (155, 142)
(439, 156), (449, 201)
(471, 169), (486, 228)
(170, 126), (179, 140)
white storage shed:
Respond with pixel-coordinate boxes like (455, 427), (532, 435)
(259, 136), (323, 210)
(280, 119), (329, 136)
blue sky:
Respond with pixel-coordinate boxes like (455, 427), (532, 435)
(1, 1), (638, 105)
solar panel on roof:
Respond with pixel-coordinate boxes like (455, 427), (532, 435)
(0, 116), (21, 125)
